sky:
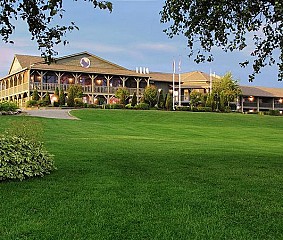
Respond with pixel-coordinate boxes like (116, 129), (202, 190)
(0, 0), (282, 88)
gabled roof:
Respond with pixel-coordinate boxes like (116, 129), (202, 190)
(240, 86), (283, 98)
(181, 71), (219, 83)
(15, 54), (44, 68)
(8, 54), (43, 74)
(149, 72), (178, 83)
(9, 51), (128, 75)
(53, 51), (127, 70)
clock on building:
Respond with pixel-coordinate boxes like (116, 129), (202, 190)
(80, 57), (91, 68)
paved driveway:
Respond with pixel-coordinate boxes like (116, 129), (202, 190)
(24, 109), (79, 120)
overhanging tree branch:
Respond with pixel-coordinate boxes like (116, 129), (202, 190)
(160, 0), (283, 81)
(0, 0), (112, 62)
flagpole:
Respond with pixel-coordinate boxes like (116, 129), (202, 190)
(173, 60), (175, 110)
(178, 59), (181, 107)
(209, 68), (212, 94)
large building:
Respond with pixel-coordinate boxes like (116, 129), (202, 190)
(0, 52), (215, 107)
(1, 51), (283, 112)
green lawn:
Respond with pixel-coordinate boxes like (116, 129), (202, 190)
(1, 109), (283, 239)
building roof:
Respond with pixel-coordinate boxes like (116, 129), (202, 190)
(149, 70), (220, 85)
(15, 54), (44, 69)
(182, 71), (220, 82)
(30, 63), (148, 78)
(149, 72), (177, 83)
(6, 52), (148, 79)
(240, 86), (283, 98)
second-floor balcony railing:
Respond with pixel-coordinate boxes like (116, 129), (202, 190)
(243, 102), (283, 109)
(30, 83), (144, 95)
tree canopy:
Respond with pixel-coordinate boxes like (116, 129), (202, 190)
(160, 1), (283, 81)
(212, 72), (241, 111)
(0, 0), (112, 61)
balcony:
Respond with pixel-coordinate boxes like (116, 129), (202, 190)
(30, 83), (143, 95)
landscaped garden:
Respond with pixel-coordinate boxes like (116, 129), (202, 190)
(0, 109), (283, 239)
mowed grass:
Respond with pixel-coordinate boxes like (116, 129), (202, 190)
(0, 109), (283, 239)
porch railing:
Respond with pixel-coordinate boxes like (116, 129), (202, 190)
(0, 83), (29, 98)
(29, 83), (143, 95)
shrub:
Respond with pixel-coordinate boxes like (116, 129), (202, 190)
(87, 104), (102, 109)
(43, 92), (51, 106)
(104, 104), (124, 109)
(74, 98), (84, 107)
(135, 103), (149, 110)
(143, 85), (158, 107)
(125, 103), (134, 109)
(37, 99), (48, 107)
(0, 101), (19, 112)
(67, 85), (83, 107)
(268, 110), (281, 116)
(224, 106), (232, 113)
(131, 92), (137, 107)
(115, 87), (129, 105)
(26, 100), (38, 107)
(158, 89), (165, 109)
(59, 88), (65, 106)
(32, 89), (40, 101)
(197, 106), (213, 112)
(165, 93), (173, 111)
(190, 91), (204, 107)
(191, 106), (212, 112)
(0, 135), (56, 181)
(176, 106), (190, 111)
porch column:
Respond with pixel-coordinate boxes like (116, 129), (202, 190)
(146, 78), (150, 87)
(89, 74), (97, 93)
(56, 72), (64, 89)
(120, 77), (128, 88)
(8, 77), (11, 96)
(27, 70), (31, 100)
(20, 73), (24, 92)
(72, 73), (81, 84)
(257, 97), (260, 112)
(272, 98), (275, 110)
(37, 71), (46, 99)
(89, 75), (97, 103)
(104, 75), (113, 97)
(134, 78), (142, 103)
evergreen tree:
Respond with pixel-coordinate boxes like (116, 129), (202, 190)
(59, 88), (65, 106)
(67, 85), (83, 107)
(43, 92), (51, 106)
(67, 88), (75, 107)
(131, 92), (137, 107)
(165, 92), (173, 111)
(219, 92), (226, 112)
(158, 89), (165, 109)
(205, 94), (215, 111)
(32, 89), (39, 101)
